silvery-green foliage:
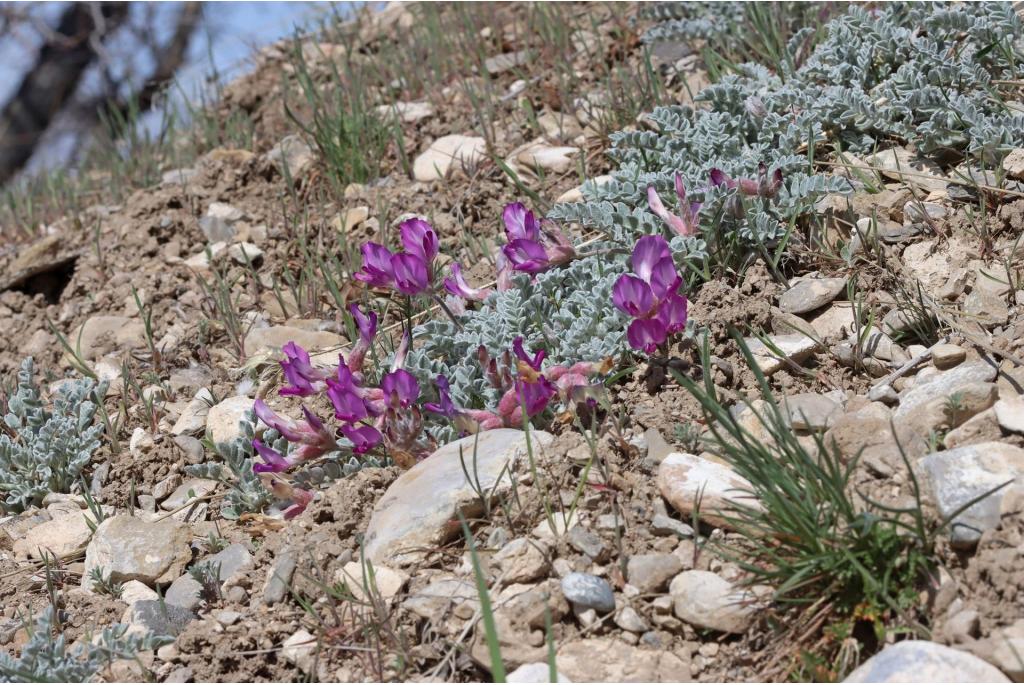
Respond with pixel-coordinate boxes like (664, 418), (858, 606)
(406, 251), (630, 409)
(185, 411), (271, 519)
(291, 452), (387, 489)
(0, 607), (169, 682)
(0, 358), (107, 514)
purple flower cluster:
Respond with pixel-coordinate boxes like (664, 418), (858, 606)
(648, 173), (702, 238)
(612, 236), (689, 354)
(709, 162), (783, 199)
(496, 203), (576, 288)
(355, 218), (439, 296)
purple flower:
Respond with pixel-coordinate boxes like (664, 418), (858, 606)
(354, 242), (395, 288)
(444, 263), (492, 301)
(503, 202), (541, 242)
(513, 337), (545, 372)
(347, 304), (377, 372)
(327, 381), (369, 422)
(500, 202), (577, 277)
(423, 375), (456, 417)
(709, 163), (782, 198)
(626, 319), (668, 355)
(380, 369), (420, 409)
(657, 293), (688, 335)
(400, 218), (439, 264)
(253, 400), (336, 462)
(279, 342), (326, 397)
(612, 274), (655, 318)
(341, 423), (383, 454)
(251, 439), (299, 474)
(502, 239), (550, 275)
(517, 376), (556, 417)
(648, 173), (701, 237)
(612, 235), (689, 355)
(391, 253), (430, 295)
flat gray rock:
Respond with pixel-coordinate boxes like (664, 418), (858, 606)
(123, 600), (195, 638)
(919, 441), (1024, 547)
(844, 640), (1009, 682)
(208, 543), (253, 580)
(670, 570), (767, 634)
(895, 361), (997, 422)
(363, 429), (554, 565)
(778, 278), (846, 314)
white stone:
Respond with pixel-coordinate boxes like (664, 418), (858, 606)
(844, 640), (1009, 683)
(243, 325), (345, 360)
(516, 144), (580, 174)
(413, 135), (487, 182)
(206, 395), (254, 446)
(227, 242), (263, 264)
(13, 511), (97, 561)
(657, 452), (763, 530)
(334, 561), (409, 602)
(375, 101), (434, 124)
(919, 442), (1024, 547)
(362, 429), (554, 565)
(281, 629), (317, 675)
(994, 396), (1024, 433)
(507, 662), (572, 683)
(743, 334), (820, 376)
(171, 388), (215, 436)
(266, 135), (315, 179)
(670, 570), (767, 634)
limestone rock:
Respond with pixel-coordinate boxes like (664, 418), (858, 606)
(969, 619), (1024, 681)
(205, 395), (254, 446)
(171, 388), (214, 436)
(363, 429), (554, 564)
(994, 396), (1024, 433)
(932, 344), (967, 370)
(919, 442), (1024, 547)
(413, 135), (487, 182)
(778, 278), (846, 314)
(670, 570), (766, 634)
(160, 479), (218, 512)
(266, 135), (316, 179)
(485, 50), (530, 75)
(844, 640), (1009, 683)
(73, 316), (147, 360)
(13, 511), (96, 561)
(375, 101), (434, 124)
(243, 325), (345, 359)
(507, 662), (571, 683)
(335, 561), (408, 602)
(82, 515), (192, 589)
(626, 554), (683, 593)
(743, 334), (820, 376)
(657, 452), (763, 530)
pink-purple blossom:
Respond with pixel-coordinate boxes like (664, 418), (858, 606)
(443, 263), (492, 301)
(709, 162), (783, 198)
(498, 202), (576, 280)
(612, 235), (689, 354)
(648, 173), (701, 237)
(279, 342), (328, 397)
(354, 218), (439, 297)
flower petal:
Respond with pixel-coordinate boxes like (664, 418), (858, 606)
(626, 318), (667, 354)
(612, 274), (655, 318)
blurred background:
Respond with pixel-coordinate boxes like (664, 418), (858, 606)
(0, 2), (358, 187)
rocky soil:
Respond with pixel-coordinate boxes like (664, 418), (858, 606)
(3, 2), (1024, 683)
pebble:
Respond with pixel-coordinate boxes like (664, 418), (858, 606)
(166, 667), (194, 683)
(122, 600), (195, 638)
(165, 574), (204, 611)
(171, 388), (215, 436)
(560, 572), (615, 614)
(556, 638), (687, 682)
(507, 662), (571, 683)
(265, 135), (315, 179)
(335, 561), (409, 602)
(778, 277), (846, 314)
(626, 554), (684, 594)
(657, 452), (763, 530)
(485, 50), (531, 75)
(262, 552), (297, 606)
(994, 396), (1024, 433)
(843, 640), (1009, 683)
(375, 101), (434, 124)
(743, 334), (820, 376)
(12, 511), (96, 561)
(614, 606), (649, 633)
(199, 202), (244, 243)
(670, 570), (767, 634)
(161, 479), (218, 512)
(650, 514), (694, 538)
(208, 543), (254, 581)
(932, 344), (966, 369)
(970, 619), (1024, 680)
(784, 393), (841, 431)
(412, 134), (488, 182)
(206, 396), (256, 446)
(566, 526), (606, 561)
(281, 629), (317, 675)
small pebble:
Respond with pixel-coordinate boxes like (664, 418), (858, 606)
(932, 343), (966, 370)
